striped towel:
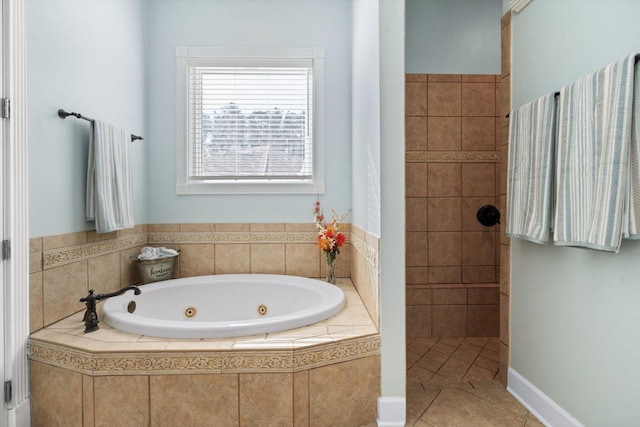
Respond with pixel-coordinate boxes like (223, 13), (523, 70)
(86, 121), (135, 233)
(554, 54), (637, 252)
(506, 93), (557, 244)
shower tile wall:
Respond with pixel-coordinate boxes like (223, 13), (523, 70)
(406, 74), (501, 339)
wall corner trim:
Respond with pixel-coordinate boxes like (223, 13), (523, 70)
(508, 0), (533, 13)
(376, 396), (406, 427)
(507, 368), (585, 427)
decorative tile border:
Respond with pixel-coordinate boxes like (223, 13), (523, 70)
(406, 151), (501, 163)
(350, 232), (379, 270)
(147, 231), (322, 245)
(28, 335), (380, 376)
(42, 233), (147, 269)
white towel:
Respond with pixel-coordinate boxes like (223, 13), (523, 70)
(86, 120), (135, 233)
(137, 247), (179, 260)
(554, 54), (637, 252)
(506, 93), (557, 244)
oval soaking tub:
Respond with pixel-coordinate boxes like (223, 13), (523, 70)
(102, 274), (345, 339)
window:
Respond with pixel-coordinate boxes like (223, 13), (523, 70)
(176, 47), (325, 194)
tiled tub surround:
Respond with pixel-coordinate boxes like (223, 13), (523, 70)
(405, 74), (501, 339)
(29, 279), (380, 426)
(30, 223), (368, 332)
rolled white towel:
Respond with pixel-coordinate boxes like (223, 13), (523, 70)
(137, 246), (179, 260)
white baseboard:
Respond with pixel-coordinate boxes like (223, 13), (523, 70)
(376, 396), (405, 427)
(507, 368), (584, 427)
(8, 398), (30, 427)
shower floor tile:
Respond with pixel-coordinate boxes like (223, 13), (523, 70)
(405, 337), (544, 427)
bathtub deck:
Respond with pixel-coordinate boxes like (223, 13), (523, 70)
(28, 279), (380, 375)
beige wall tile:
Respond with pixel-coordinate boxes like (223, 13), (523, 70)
(428, 74), (461, 83)
(251, 243), (285, 274)
(500, 245), (510, 295)
(406, 266), (429, 285)
(286, 244), (320, 277)
(462, 117), (496, 151)
(30, 250), (43, 274)
(428, 232), (461, 267)
(251, 223), (286, 232)
(461, 163), (496, 197)
(406, 288), (432, 305)
(406, 163), (429, 197)
(428, 117), (461, 151)
(501, 24), (511, 77)
(215, 223), (251, 232)
(500, 292), (510, 345)
(240, 373), (293, 426)
(428, 82), (461, 116)
(285, 223), (317, 232)
(406, 82), (428, 116)
(87, 230), (118, 243)
(43, 231), (88, 251)
(433, 288), (467, 305)
(468, 288), (500, 304)
(428, 163), (461, 197)
(463, 266), (497, 284)
(461, 232), (496, 266)
(406, 232), (428, 267)
(83, 375), (95, 427)
(30, 272), (44, 333)
(406, 197), (429, 231)
(428, 198), (461, 232)
(147, 223), (180, 232)
(428, 266), (461, 284)
(468, 305), (499, 337)
(294, 371), (310, 426)
(89, 252), (121, 295)
(43, 261), (87, 326)
(309, 356), (379, 426)
(117, 224), (146, 237)
(407, 305), (432, 339)
(215, 243), (250, 274)
(179, 223), (215, 232)
(30, 361), (83, 427)
(462, 82), (496, 117)
(30, 237), (43, 253)
(406, 116), (428, 151)
(407, 74), (427, 82)
(462, 74), (495, 83)
(179, 244), (216, 277)
(432, 305), (467, 337)
(94, 376), (149, 427)
(150, 374), (238, 426)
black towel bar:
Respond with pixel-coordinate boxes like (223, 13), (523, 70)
(58, 109), (143, 141)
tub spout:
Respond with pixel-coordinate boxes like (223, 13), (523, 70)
(80, 286), (141, 333)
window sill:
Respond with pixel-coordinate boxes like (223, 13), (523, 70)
(176, 181), (324, 195)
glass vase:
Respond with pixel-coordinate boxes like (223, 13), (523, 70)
(325, 251), (337, 284)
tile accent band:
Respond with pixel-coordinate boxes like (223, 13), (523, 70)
(406, 151), (500, 163)
(27, 335), (380, 376)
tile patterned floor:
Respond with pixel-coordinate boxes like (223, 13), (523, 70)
(405, 337), (545, 426)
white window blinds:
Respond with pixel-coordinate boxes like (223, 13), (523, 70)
(188, 63), (314, 181)
(177, 47), (324, 195)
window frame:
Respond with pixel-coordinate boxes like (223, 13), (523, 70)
(176, 46), (325, 195)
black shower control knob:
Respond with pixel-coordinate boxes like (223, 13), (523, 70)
(476, 205), (500, 227)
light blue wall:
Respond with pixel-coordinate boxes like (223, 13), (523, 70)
(28, 0), (147, 238)
(352, 0), (381, 235)
(145, 0), (352, 223)
(405, 0), (502, 74)
(510, 1), (640, 425)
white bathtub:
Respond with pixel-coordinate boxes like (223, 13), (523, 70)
(102, 274), (345, 339)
